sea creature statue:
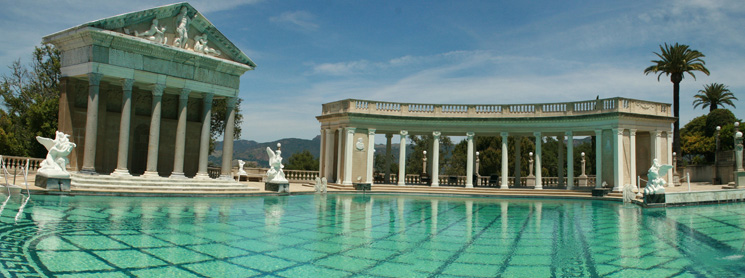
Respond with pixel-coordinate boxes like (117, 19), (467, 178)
(644, 159), (673, 195)
(237, 160), (247, 176)
(266, 144), (288, 183)
(36, 131), (77, 178)
(314, 177), (327, 193)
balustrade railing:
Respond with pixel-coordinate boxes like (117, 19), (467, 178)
(1, 156), (44, 174)
(322, 97), (671, 118)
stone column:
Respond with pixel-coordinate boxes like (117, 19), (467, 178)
(514, 135), (522, 186)
(629, 129), (637, 189)
(595, 129), (603, 189)
(566, 131), (574, 190)
(461, 132), (473, 187)
(113, 78), (134, 176)
(385, 133), (393, 184)
(80, 72), (103, 174)
(143, 83), (166, 178)
(501, 132), (509, 189)
(651, 130), (661, 161)
(534, 132), (543, 190)
(220, 97), (237, 180)
(195, 93), (214, 179)
(170, 88), (191, 178)
(558, 134), (565, 187)
(433, 131), (442, 187)
(319, 127), (326, 175)
(398, 130), (408, 186)
(612, 128), (624, 191)
(667, 131), (674, 185)
(367, 129), (376, 183)
(336, 128), (343, 183)
(324, 129), (335, 179)
(342, 127), (356, 185)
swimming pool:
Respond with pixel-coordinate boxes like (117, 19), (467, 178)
(1, 193), (744, 277)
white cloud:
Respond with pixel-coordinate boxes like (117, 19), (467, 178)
(269, 11), (319, 31)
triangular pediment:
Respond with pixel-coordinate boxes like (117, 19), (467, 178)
(76, 2), (256, 69)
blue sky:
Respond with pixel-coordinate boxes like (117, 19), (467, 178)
(1, 0), (743, 142)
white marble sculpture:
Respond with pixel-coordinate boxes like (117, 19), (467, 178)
(237, 160), (247, 176)
(314, 177), (327, 193)
(173, 7), (193, 48)
(36, 131), (77, 178)
(194, 34), (221, 56)
(135, 18), (167, 44)
(266, 144), (288, 183)
(644, 158), (673, 195)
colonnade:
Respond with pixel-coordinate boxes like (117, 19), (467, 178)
(77, 72), (237, 179)
(318, 127), (674, 191)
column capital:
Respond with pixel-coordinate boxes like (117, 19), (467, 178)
(180, 88), (191, 99)
(629, 129), (637, 136)
(347, 127), (356, 134)
(500, 131), (508, 137)
(386, 133), (393, 139)
(667, 131), (673, 139)
(368, 129), (376, 135)
(88, 72), (103, 85)
(400, 130), (408, 136)
(150, 83), (166, 97)
(595, 129), (603, 136)
(121, 78), (134, 91)
(226, 97), (238, 108)
(434, 131), (442, 139)
(614, 128), (624, 135)
(653, 130), (662, 137)
(565, 131), (573, 136)
(203, 93), (214, 103)
(534, 131), (541, 137)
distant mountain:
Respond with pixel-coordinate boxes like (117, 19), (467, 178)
(210, 136), (321, 167)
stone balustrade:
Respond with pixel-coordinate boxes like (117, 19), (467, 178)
(1, 155), (44, 173)
(323, 97), (670, 118)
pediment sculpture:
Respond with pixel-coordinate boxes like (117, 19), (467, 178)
(36, 131), (77, 178)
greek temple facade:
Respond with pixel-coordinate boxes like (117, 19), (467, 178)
(42, 3), (255, 181)
(317, 98), (676, 191)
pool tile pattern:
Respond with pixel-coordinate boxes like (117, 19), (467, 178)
(2, 193), (745, 277)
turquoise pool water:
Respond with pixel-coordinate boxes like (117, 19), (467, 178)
(1, 193), (744, 277)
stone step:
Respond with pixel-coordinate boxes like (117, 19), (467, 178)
(326, 184), (595, 197)
(71, 183), (259, 192)
(71, 173), (241, 188)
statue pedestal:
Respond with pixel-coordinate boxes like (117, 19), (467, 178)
(592, 188), (610, 197)
(525, 175), (535, 186)
(265, 182), (289, 193)
(354, 183), (371, 191)
(673, 173), (681, 186)
(35, 174), (71, 191)
(577, 176), (588, 187)
(644, 193), (665, 204)
(735, 172), (745, 188)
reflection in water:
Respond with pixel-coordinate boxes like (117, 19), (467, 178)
(3, 194), (745, 277)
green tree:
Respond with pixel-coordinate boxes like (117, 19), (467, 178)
(644, 42), (709, 157)
(285, 150), (319, 170)
(0, 44), (61, 157)
(406, 134), (453, 175)
(680, 110), (741, 164)
(693, 83), (738, 112)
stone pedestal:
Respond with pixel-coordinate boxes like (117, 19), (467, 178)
(644, 193), (665, 204)
(354, 183), (371, 191)
(265, 182), (289, 193)
(35, 175), (71, 191)
(577, 176), (588, 187)
(592, 188), (610, 197)
(525, 176), (535, 186)
(735, 172), (745, 188)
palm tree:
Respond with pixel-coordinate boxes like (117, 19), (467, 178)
(644, 42), (710, 156)
(693, 83), (738, 112)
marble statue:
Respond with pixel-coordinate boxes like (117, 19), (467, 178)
(36, 131), (77, 178)
(194, 34), (221, 56)
(237, 160), (247, 176)
(266, 145), (288, 183)
(136, 18), (167, 44)
(644, 159), (673, 195)
(314, 177), (327, 193)
(173, 7), (193, 48)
